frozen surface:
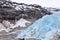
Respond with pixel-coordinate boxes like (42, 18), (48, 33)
(43, 29), (60, 40)
(15, 13), (60, 40)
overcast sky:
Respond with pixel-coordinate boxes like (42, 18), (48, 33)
(11, 0), (60, 8)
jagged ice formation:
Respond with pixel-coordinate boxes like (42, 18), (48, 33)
(16, 13), (60, 40)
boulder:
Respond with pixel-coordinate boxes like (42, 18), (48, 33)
(2, 20), (11, 28)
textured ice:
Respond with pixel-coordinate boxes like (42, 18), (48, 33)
(16, 13), (60, 40)
(42, 28), (60, 40)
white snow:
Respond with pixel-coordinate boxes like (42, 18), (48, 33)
(0, 23), (10, 32)
(10, 18), (31, 29)
(0, 18), (31, 32)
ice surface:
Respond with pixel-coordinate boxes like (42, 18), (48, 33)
(43, 29), (60, 40)
(15, 13), (60, 40)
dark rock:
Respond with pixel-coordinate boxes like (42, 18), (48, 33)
(0, 1), (52, 23)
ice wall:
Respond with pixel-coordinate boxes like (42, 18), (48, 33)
(16, 13), (60, 40)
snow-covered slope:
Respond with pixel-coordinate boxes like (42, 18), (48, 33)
(10, 18), (31, 29)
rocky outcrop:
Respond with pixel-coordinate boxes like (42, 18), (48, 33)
(0, 1), (52, 23)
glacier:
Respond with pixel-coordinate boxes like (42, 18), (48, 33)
(15, 13), (60, 40)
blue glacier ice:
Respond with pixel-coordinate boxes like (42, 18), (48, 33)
(16, 13), (60, 40)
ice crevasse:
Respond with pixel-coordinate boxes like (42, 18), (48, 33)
(16, 13), (60, 40)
